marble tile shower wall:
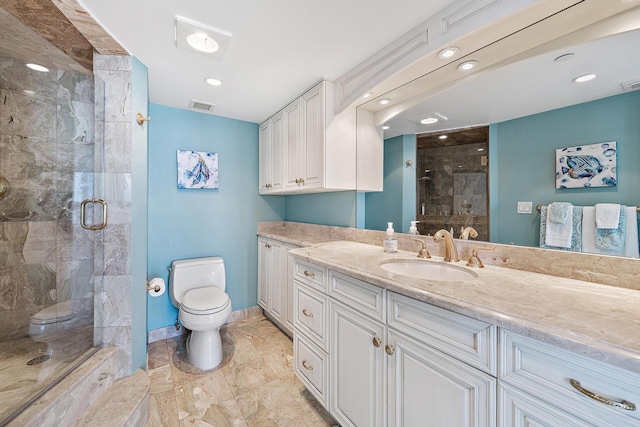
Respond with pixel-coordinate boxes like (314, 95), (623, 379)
(0, 57), (96, 341)
(92, 54), (134, 377)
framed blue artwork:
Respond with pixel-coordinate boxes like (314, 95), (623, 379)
(555, 141), (616, 189)
(177, 150), (219, 189)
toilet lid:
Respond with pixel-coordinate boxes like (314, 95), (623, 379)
(180, 287), (230, 315)
(32, 301), (74, 325)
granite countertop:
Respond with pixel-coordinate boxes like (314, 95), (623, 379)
(288, 240), (640, 375)
(257, 227), (337, 247)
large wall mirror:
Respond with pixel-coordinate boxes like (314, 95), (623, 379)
(357, 2), (640, 258)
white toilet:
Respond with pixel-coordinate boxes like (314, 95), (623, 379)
(169, 256), (232, 370)
(29, 300), (75, 338)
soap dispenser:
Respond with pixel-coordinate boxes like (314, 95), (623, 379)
(409, 220), (419, 235)
(384, 222), (398, 253)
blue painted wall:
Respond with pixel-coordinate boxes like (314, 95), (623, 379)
(285, 191), (357, 227)
(490, 90), (640, 246)
(364, 134), (416, 233)
(147, 104), (284, 331)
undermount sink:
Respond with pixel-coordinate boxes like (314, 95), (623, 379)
(379, 259), (479, 281)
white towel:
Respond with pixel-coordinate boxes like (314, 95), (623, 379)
(545, 205), (573, 248)
(583, 206), (639, 257)
(595, 203), (620, 229)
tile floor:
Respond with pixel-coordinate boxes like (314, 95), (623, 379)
(146, 314), (337, 427)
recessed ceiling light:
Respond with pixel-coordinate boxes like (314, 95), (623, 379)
(477, 148), (485, 152)
(362, 92), (373, 99)
(420, 117), (438, 125)
(382, 125), (390, 130)
(205, 77), (223, 86)
(187, 33), (219, 53)
(554, 53), (575, 63)
(438, 135), (447, 140)
(457, 60), (478, 71)
(378, 98), (391, 105)
(573, 73), (597, 83)
(26, 63), (49, 72)
(175, 16), (232, 59)
(438, 46), (460, 60)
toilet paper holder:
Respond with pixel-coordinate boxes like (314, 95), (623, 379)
(146, 281), (161, 292)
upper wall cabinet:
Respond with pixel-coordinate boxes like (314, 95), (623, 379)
(259, 80), (382, 195)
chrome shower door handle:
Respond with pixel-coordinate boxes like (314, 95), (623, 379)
(80, 198), (108, 230)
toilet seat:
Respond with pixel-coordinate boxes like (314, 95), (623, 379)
(31, 301), (74, 326)
(180, 287), (230, 315)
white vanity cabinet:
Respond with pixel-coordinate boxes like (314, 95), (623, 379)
(292, 260), (498, 427)
(259, 79), (378, 195)
(498, 330), (640, 427)
(257, 237), (298, 334)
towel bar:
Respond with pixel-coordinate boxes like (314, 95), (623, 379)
(536, 204), (640, 213)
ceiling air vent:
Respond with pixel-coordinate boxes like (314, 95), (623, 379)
(188, 100), (215, 113)
(621, 78), (640, 92)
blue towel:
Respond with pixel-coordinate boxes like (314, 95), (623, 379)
(548, 202), (572, 224)
(595, 207), (626, 250)
(540, 205), (583, 251)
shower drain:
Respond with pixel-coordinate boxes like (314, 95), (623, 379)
(27, 354), (51, 365)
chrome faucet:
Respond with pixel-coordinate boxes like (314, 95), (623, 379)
(433, 229), (459, 262)
(459, 226), (478, 240)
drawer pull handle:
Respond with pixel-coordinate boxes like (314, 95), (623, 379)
(303, 270), (315, 278)
(302, 308), (314, 318)
(302, 360), (313, 370)
(385, 345), (395, 355)
(569, 379), (636, 411)
(372, 337), (382, 348)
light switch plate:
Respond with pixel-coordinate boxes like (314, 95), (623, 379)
(517, 201), (533, 214)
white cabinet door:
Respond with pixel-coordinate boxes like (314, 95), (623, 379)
(330, 301), (386, 427)
(387, 330), (496, 427)
(268, 240), (286, 324)
(270, 111), (284, 192)
(285, 98), (303, 191)
(257, 238), (270, 309)
(258, 113), (284, 193)
(301, 82), (324, 189)
(258, 121), (272, 194)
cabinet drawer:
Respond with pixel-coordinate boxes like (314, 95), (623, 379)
(294, 260), (327, 293)
(294, 281), (329, 351)
(500, 330), (640, 426)
(498, 382), (593, 427)
(329, 271), (385, 322)
(388, 291), (496, 375)
(294, 333), (328, 408)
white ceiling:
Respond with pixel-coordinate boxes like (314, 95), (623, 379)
(77, 0), (454, 123)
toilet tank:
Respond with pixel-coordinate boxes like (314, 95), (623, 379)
(169, 256), (225, 308)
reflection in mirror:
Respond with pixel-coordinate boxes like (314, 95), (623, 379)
(358, 6), (640, 257)
(416, 126), (489, 240)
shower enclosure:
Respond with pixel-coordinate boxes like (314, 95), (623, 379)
(416, 126), (490, 240)
(0, 8), (104, 424)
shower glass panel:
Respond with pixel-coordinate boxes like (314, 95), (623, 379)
(0, 9), (102, 424)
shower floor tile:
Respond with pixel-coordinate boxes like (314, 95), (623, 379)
(0, 326), (94, 422)
(146, 314), (336, 427)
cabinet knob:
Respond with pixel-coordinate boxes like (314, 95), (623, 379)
(265, 243), (271, 248)
(385, 345), (395, 355)
(372, 337), (382, 348)
(302, 308), (314, 318)
(302, 360), (314, 371)
(303, 270), (315, 278)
